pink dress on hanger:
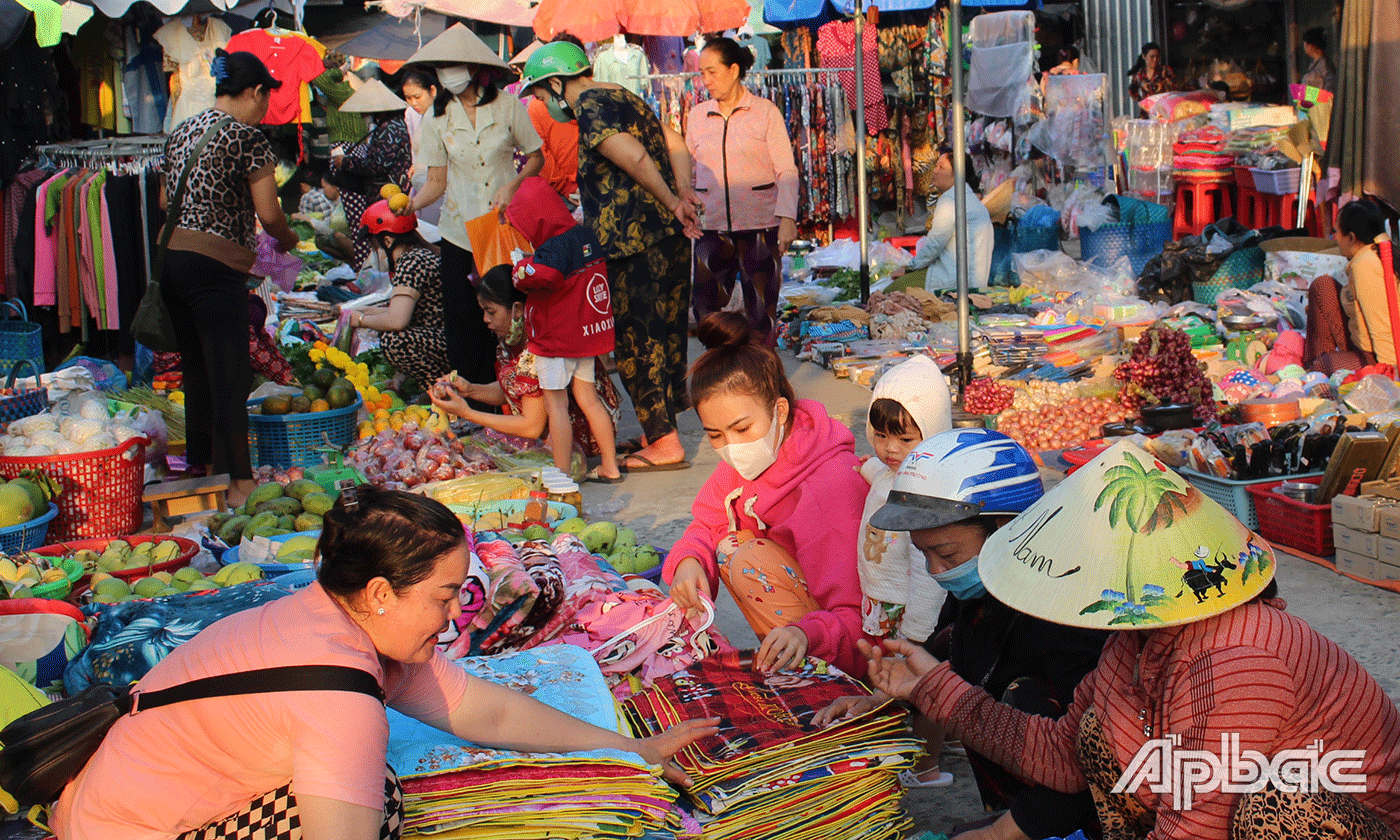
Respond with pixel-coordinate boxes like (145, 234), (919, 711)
(816, 20), (887, 134)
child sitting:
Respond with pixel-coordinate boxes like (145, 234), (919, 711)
(858, 355), (955, 788)
(504, 176), (621, 483)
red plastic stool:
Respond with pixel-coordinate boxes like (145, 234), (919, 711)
(1233, 167), (1265, 229)
(1173, 180), (1234, 240)
(1258, 193), (1320, 234)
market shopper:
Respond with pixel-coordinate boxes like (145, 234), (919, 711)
(160, 50), (298, 507)
(398, 66), (443, 225)
(686, 37), (799, 345)
(1300, 27), (1337, 93)
(328, 79), (413, 271)
(861, 444), (1400, 840)
(403, 25), (544, 398)
(909, 149), (993, 291)
(346, 200), (451, 390)
(817, 430), (1107, 840)
(1126, 42), (1175, 107)
(665, 312), (868, 676)
(53, 487), (717, 840)
(520, 39), (701, 472)
(429, 266), (621, 465)
(1305, 200), (1394, 373)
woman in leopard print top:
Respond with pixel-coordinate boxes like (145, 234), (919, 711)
(160, 50), (298, 506)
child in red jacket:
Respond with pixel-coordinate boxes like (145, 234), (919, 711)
(505, 176), (621, 482)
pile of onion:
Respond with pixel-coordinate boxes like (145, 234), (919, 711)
(996, 396), (1128, 451)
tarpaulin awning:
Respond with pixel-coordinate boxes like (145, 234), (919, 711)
(536, 0), (747, 40)
(326, 10), (448, 59)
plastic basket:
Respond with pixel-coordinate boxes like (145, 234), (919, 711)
(0, 300), (43, 378)
(1080, 219), (1173, 276)
(1232, 166), (1255, 190)
(1250, 167), (1301, 196)
(1247, 478), (1333, 555)
(247, 395), (362, 469)
(30, 535), (199, 588)
(1178, 468), (1324, 531)
(29, 556), (83, 600)
(0, 437), (147, 540)
(220, 541), (316, 577)
(1193, 247), (1266, 306)
(0, 503), (59, 553)
(0, 360), (47, 426)
(1012, 224), (1061, 254)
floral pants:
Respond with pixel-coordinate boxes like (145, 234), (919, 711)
(608, 233), (691, 442)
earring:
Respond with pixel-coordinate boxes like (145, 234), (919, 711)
(377, 607), (385, 615)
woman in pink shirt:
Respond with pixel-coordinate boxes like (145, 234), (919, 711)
(666, 312), (868, 677)
(54, 487), (716, 840)
(685, 38), (799, 347)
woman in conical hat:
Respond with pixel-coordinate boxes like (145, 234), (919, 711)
(863, 441), (1400, 839)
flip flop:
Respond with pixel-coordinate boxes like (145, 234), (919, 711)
(616, 437), (646, 456)
(898, 768), (955, 789)
(584, 468), (625, 485)
(619, 454), (691, 473)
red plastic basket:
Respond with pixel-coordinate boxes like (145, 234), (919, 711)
(0, 436), (148, 540)
(1246, 478), (1334, 556)
(30, 535), (198, 588)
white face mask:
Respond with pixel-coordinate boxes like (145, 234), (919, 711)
(716, 405), (785, 481)
(438, 65), (472, 95)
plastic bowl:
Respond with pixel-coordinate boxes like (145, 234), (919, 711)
(31, 535), (199, 588)
(29, 556), (85, 600)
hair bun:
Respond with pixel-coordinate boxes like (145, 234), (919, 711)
(696, 311), (754, 352)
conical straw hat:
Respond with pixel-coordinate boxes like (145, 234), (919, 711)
(979, 441), (1275, 629)
(509, 39), (540, 68)
(338, 78), (408, 113)
(406, 23), (509, 69)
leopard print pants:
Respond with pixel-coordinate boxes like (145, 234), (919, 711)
(1076, 708), (1398, 840)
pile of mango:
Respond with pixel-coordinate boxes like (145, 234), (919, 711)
(359, 404), (449, 439)
(0, 553), (74, 597)
(76, 539), (185, 575)
(209, 481), (335, 546)
(480, 516), (661, 576)
(88, 562), (264, 604)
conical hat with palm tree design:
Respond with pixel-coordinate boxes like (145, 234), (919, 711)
(978, 441), (1275, 629)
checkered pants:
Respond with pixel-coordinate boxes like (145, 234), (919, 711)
(176, 766), (403, 840)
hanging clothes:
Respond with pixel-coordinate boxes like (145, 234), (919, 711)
(816, 19), (887, 135)
(155, 16), (231, 132)
(592, 41), (649, 97)
(123, 21), (168, 134)
(225, 28), (324, 126)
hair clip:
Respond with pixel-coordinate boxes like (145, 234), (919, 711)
(210, 55), (228, 82)
(337, 481), (360, 512)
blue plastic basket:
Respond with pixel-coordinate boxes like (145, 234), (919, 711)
(247, 395), (362, 469)
(1013, 224), (1061, 253)
(221, 529), (320, 576)
(1081, 219), (1173, 276)
(0, 503), (59, 553)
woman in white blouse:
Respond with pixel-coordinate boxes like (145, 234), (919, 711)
(402, 25), (543, 399)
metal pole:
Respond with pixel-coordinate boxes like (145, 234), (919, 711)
(950, 0), (972, 396)
(853, 0), (870, 303)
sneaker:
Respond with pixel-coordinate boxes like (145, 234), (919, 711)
(898, 768), (955, 789)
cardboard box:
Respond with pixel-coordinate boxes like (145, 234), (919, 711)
(1379, 508), (1400, 540)
(1377, 536), (1400, 569)
(1331, 494), (1386, 532)
(1332, 525), (1379, 558)
(1333, 548), (1378, 581)
(1317, 431), (1393, 504)
(1375, 558), (1400, 582)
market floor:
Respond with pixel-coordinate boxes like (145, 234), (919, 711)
(585, 338), (1400, 835)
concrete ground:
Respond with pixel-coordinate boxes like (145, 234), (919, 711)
(583, 338), (1400, 836)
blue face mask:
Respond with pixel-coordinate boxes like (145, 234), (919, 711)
(930, 556), (987, 600)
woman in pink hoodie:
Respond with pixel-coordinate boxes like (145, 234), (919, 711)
(667, 312), (869, 676)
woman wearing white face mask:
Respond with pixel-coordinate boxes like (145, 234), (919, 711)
(666, 312), (868, 676)
(401, 25), (544, 404)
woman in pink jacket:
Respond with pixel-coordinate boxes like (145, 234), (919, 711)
(667, 312), (869, 676)
(686, 37), (799, 346)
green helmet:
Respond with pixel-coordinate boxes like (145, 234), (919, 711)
(520, 41), (590, 90)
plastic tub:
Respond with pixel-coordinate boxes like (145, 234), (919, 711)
(1247, 478), (1333, 555)
(1250, 167), (1302, 196)
(29, 556), (84, 600)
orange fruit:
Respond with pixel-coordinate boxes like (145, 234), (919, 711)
(388, 193), (411, 212)
(374, 420), (389, 433)
(310, 399), (331, 413)
(380, 184), (402, 200)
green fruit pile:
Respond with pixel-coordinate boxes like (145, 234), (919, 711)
(77, 539), (185, 576)
(208, 480), (333, 545)
(88, 561), (264, 604)
(494, 517), (662, 576)
(257, 370), (358, 416)
(0, 472), (59, 530)
(0, 553), (73, 598)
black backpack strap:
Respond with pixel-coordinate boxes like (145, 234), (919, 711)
(129, 665), (384, 715)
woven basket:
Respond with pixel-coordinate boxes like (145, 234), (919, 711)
(0, 360), (46, 426)
(0, 300), (42, 378)
(1193, 246), (1265, 306)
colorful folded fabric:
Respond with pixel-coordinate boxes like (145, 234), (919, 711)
(623, 651), (920, 840)
(389, 644), (690, 839)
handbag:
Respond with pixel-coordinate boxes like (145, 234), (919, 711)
(0, 664), (381, 810)
(133, 115), (235, 352)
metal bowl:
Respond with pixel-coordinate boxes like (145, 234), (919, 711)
(1278, 480), (1317, 503)
(1221, 313), (1275, 331)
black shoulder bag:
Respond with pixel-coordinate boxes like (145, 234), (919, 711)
(0, 664), (383, 810)
(132, 115), (235, 352)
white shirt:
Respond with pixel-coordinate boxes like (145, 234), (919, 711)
(915, 184), (994, 290)
(417, 93), (542, 251)
(155, 17), (231, 132)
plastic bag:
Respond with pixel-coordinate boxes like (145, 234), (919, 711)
(464, 209), (534, 274)
(1343, 374), (1400, 415)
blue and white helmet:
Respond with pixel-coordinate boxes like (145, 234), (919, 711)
(870, 428), (1044, 532)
